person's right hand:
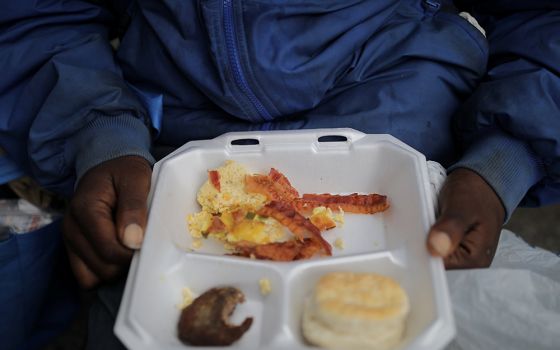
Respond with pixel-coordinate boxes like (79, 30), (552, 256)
(63, 155), (152, 289)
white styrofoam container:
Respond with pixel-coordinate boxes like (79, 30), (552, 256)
(115, 128), (455, 350)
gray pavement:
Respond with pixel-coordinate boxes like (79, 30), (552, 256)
(506, 204), (560, 254)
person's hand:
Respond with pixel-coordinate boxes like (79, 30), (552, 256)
(63, 155), (152, 289)
(427, 168), (505, 269)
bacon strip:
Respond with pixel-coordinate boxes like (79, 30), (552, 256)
(268, 168), (299, 200)
(230, 209), (247, 224)
(295, 238), (324, 260)
(292, 193), (389, 215)
(244, 174), (273, 198)
(208, 170), (221, 192)
(233, 240), (300, 261)
(233, 238), (323, 261)
(256, 201), (331, 256)
(206, 215), (226, 235)
(245, 168), (299, 202)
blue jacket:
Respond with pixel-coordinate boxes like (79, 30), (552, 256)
(1, 0), (559, 219)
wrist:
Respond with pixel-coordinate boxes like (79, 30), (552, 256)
(67, 112), (155, 185)
(450, 130), (543, 222)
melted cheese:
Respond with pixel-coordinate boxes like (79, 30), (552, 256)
(229, 219), (267, 243)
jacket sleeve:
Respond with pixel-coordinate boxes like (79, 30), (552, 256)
(0, 0), (154, 196)
(449, 6), (560, 219)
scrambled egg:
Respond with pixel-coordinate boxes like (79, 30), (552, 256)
(334, 237), (345, 250)
(196, 160), (267, 214)
(177, 287), (195, 309)
(259, 278), (272, 296)
(333, 208), (345, 225)
(309, 206), (345, 230)
(187, 160), (286, 246)
(191, 238), (203, 249)
(187, 211), (213, 238)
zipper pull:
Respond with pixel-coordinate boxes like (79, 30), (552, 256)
(423, 0), (440, 15)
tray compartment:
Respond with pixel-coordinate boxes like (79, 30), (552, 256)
(127, 254), (287, 349)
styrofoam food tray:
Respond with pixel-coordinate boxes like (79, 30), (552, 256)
(115, 128), (455, 350)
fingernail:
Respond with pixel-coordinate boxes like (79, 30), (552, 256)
(123, 223), (144, 249)
(430, 231), (451, 257)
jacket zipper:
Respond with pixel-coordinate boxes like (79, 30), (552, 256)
(223, 0), (272, 122)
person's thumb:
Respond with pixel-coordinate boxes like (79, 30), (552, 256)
(427, 212), (471, 258)
(115, 157), (152, 250)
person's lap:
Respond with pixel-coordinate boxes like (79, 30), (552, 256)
(87, 277), (127, 350)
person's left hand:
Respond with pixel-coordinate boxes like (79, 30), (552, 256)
(427, 168), (505, 269)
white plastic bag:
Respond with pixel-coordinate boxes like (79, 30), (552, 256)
(425, 162), (560, 349)
(446, 230), (560, 350)
(0, 199), (57, 239)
